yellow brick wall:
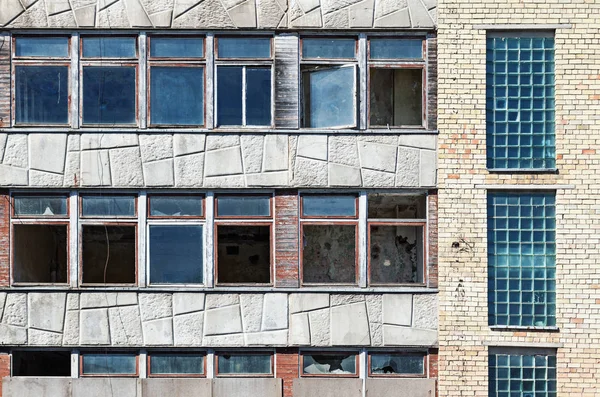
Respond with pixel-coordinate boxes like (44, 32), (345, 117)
(438, 0), (600, 395)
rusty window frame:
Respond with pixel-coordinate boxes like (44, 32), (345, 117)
(300, 351), (360, 378)
(214, 351), (274, 377)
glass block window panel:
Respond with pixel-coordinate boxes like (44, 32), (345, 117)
(150, 66), (204, 125)
(217, 354), (272, 375)
(149, 225), (204, 284)
(370, 39), (423, 60)
(489, 352), (557, 397)
(15, 37), (69, 57)
(82, 66), (136, 124)
(82, 37), (137, 58)
(302, 195), (357, 217)
(150, 37), (204, 58)
(81, 353), (137, 375)
(217, 37), (271, 58)
(486, 35), (555, 169)
(488, 192), (556, 327)
(149, 196), (203, 217)
(14, 196), (67, 217)
(369, 354), (424, 376)
(81, 195), (136, 217)
(149, 354), (205, 375)
(302, 38), (356, 59)
(15, 66), (69, 124)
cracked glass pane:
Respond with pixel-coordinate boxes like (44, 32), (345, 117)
(15, 66), (69, 124)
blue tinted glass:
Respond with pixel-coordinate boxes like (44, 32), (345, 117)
(246, 67), (271, 126)
(304, 66), (355, 128)
(217, 354), (272, 374)
(150, 37), (204, 58)
(83, 37), (136, 58)
(217, 196), (271, 217)
(15, 37), (69, 57)
(14, 196), (67, 216)
(303, 195), (356, 216)
(150, 225), (203, 284)
(302, 38), (356, 59)
(489, 353), (555, 397)
(370, 39), (423, 59)
(217, 66), (243, 126)
(82, 354), (137, 374)
(218, 37), (271, 58)
(149, 196), (203, 217)
(83, 66), (136, 124)
(151, 66), (204, 125)
(81, 195), (136, 217)
(15, 66), (69, 124)
(150, 354), (204, 374)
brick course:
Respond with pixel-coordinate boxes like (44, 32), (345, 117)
(275, 191), (300, 288)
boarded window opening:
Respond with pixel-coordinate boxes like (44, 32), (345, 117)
(370, 68), (422, 127)
(302, 224), (356, 284)
(82, 225), (136, 284)
(370, 225), (424, 284)
(13, 224), (68, 284)
(216, 225), (271, 284)
(12, 351), (71, 376)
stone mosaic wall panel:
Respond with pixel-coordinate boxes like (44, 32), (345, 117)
(0, 292), (437, 347)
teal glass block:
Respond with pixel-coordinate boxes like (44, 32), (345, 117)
(489, 353), (556, 397)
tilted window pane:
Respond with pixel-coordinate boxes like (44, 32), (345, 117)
(303, 225), (356, 284)
(489, 353), (556, 397)
(15, 66), (69, 124)
(302, 195), (356, 217)
(370, 68), (423, 127)
(149, 225), (204, 284)
(81, 195), (136, 217)
(82, 37), (136, 58)
(150, 354), (205, 375)
(370, 225), (424, 284)
(218, 37), (271, 58)
(217, 354), (272, 375)
(303, 66), (355, 128)
(216, 196), (271, 217)
(217, 66), (243, 126)
(149, 196), (203, 217)
(83, 66), (136, 124)
(13, 224), (68, 284)
(15, 37), (69, 57)
(82, 354), (137, 375)
(303, 354), (357, 375)
(370, 354), (424, 375)
(302, 38), (356, 59)
(217, 225), (271, 284)
(14, 196), (67, 216)
(150, 37), (204, 58)
(246, 67), (272, 126)
(370, 39), (423, 59)
(81, 225), (136, 284)
(151, 66), (204, 125)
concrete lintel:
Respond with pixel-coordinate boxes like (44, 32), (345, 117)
(474, 24), (572, 30)
(475, 184), (576, 190)
(485, 341), (563, 349)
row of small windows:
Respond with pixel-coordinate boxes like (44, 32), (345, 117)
(12, 35), (426, 129)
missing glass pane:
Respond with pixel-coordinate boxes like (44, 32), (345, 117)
(369, 354), (424, 376)
(302, 224), (356, 284)
(302, 354), (357, 375)
(13, 224), (68, 284)
(217, 225), (271, 284)
(15, 66), (69, 124)
(367, 194), (426, 219)
(81, 195), (136, 217)
(370, 225), (424, 284)
(150, 66), (204, 125)
(81, 225), (136, 284)
(370, 68), (423, 127)
(149, 225), (203, 284)
(149, 354), (205, 375)
(14, 196), (68, 216)
(81, 353), (137, 375)
(82, 66), (136, 125)
(217, 354), (272, 375)
(12, 351), (71, 376)
(15, 37), (69, 57)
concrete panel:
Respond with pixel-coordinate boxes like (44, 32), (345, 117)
(213, 378), (282, 397)
(293, 378), (362, 397)
(142, 379), (212, 397)
(365, 378), (436, 397)
(3, 378), (71, 397)
(72, 378), (137, 397)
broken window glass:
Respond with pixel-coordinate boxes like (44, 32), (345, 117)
(302, 353), (357, 376)
(216, 196), (271, 217)
(216, 225), (271, 284)
(15, 66), (69, 124)
(82, 66), (136, 125)
(302, 38), (356, 59)
(369, 354), (424, 376)
(15, 37), (69, 57)
(149, 225), (203, 284)
(13, 196), (67, 216)
(149, 196), (203, 217)
(13, 225), (68, 284)
(217, 37), (271, 58)
(302, 195), (356, 217)
(302, 224), (356, 284)
(370, 68), (423, 127)
(150, 37), (204, 58)
(81, 195), (136, 217)
(370, 39), (423, 60)
(217, 66), (271, 126)
(367, 194), (426, 219)
(150, 66), (204, 125)
(149, 353), (205, 375)
(81, 225), (136, 284)
(217, 354), (272, 375)
(12, 351), (71, 376)
(370, 225), (424, 284)
(81, 353), (137, 375)
(82, 37), (136, 58)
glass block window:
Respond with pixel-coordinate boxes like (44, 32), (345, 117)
(488, 192), (556, 327)
(486, 34), (555, 169)
(489, 352), (557, 397)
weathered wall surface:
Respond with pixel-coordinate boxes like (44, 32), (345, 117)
(0, 292), (438, 347)
(0, 133), (437, 189)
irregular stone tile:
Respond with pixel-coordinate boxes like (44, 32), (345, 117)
(240, 294), (263, 333)
(383, 325), (437, 346)
(331, 302), (370, 346)
(323, 8), (348, 28)
(366, 295), (382, 324)
(0, 293), (6, 319)
(331, 295), (365, 307)
(29, 328), (63, 345)
(204, 305), (242, 335)
(0, 165), (28, 185)
(96, 0), (130, 27)
(420, 150), (437, 187)
(358, 141), (397, 172)
(109, 306), (143, 345)
(246, 171), (288, 187)
(173, 0), (235, 29)
(203, 334), (244, 346)
(2, 293), (27, 326)
(308, 308), (330, 345)
(413, 294), (438, 329)
(116, 293), (138, 306)
(28, 293), (66, 333)
(428, 7), (437, 23)
(73, 4), (96, 26)
(81, 293), (116, 308)
(245, 330), (288, 345)
(139, 294), (173, 321)
(204, 175), (245, 188)
(228, 0), (256, 27)
(174, 311), (204, 345)
(3, 134), (28, 168)
(206, 135), (240, 150)
(329, 136), (359, 167)
(382, 295), (412, 326)
(80, 150), (111, 186)
(358, 135), (399, 145)
(141, 0), (174, 15)
(46, 0), (72, 15)
(206, 294), (239, 309)
(395, 147), (420, 187)
(289, 313), (310, 345)
(261, 294), (288, 331)
(374, 8), (410, 27)
(361, 169), (396, 188)
(329, 164), (361, 186)
(81, 134), (139, 150)
(143, 317), (174, 345)
(257, 0), (284, 28)
(174, 152), (204, 187)
(63, 310), (79, 345)
(407, 0), (434, 27)
(29, 134), (67, 173)
(0, 324), (27, 345)
(0, 0), (25, 26)
(9, 0), (48, 27)
(63, 152), (80, 187)
(66, 294), (80, 310)
(144, 159), (175, 186)
(277, 11), (288, 27)
(348, 0), (374, 27)
(289, 294), (329, 314)
(240, 135), (264, 173)
(290, 7), (322, 27)
(0, 134), (7, 160)
(296, 0), (319, 13)
(369, 322), (383, 346)
(123, 0), (153, 26)
(48, 10), (77, 27)
(80, 309), (110, 344)
(321, 0), (361, 14)
(109, 147), (144, 186)
(297, 135), (327, 161)
(173, 293), (205, 315)
(263, 135), (288, 172)
(397, 135), (436, 150)
(174, 134), (206, 156)
(293, 157), (327, 186)
(139, 134), (173, 162)
(29, 170), (63, 187)
(99, 0), (118, 10)
(289, 0), (303, 20)
(205, 147), (243, 177)
(221, 0), (245, 9)
(375, 0), (407, 18)
(149, 9), (172, 26)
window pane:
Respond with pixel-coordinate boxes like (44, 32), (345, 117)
(370, 225), (424, 284)
(151, 66), (204, 125)
(150, 37), (204, 58)
(370, 39), (423, 59)
(218, 37), (271, 58)
(302, 195), (356, 217)
(82, 37), (136, 58)
(370, 354), (424, 375)
(14, 196), (67, 216)
(370, 68), (422, 127)
(82, 226), (136, 284)
(82, 354), (137, 375)
(303, 66), (355, 128)
(246, 67), (272, 126)
(15, 37), (69, 57)
(13, 225), (68, 284)
(15, 66), (69, 124)
(217, 66), (243, 126)
(303, 354), (357, 375)
(216, 196), (271, 217)
(367, 194), (426, 219)
(302, 38), (356, 59)
(150, 354), (204, 375)
(217, 354), (272, 375)
(81, 195), (136, 217)
(12, 351), (71, 376)
(303, 225), (356, 284)
(83, 66), (136, 124)
(149, 196), (203, 217)
(150, 225), (204, 284)
(217, 225), (271, 284)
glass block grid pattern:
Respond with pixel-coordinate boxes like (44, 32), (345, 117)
(488, 192), (556, 327)
(486, 36), (555, 169)
(489, 353), (557, 397)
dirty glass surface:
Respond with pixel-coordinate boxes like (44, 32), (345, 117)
(370, 225), (424, 284)
(150, 354), (205, 375)
(81, 195), (136, 217)
(149, 225), (204, 284)
(370, 354), (424, 375)
(216, 196), (271, 217)
(15, 66), (69, 124)
(303, 224), (356, 284)
(151, 66), (204, 125)
(370, 68), (423, 127)
(217, 66), (243, 126)
(302, 195), (356, 217)
(82, 37), (136, 58)
(303, 66), (355, 128)
(82, 66), (136, 124)
(15, 37), (69, 57)
(14, 196), (67, 216)
(217, 354), (272, 374)
(150, 37), (204, 58)
(149, 196), (203, 217)
(370, 39), (423, 59)
(302, 38), (356, 59)
(82, 354), (137, 375)
(217, 37), (271, 58)
(303, 354), (357, 375)
(246, 67), (272, 126)
(217, 225), (271, 284)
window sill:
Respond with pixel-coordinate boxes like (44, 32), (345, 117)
(489, 325), (559, 332)
(487, 168), (558, 174)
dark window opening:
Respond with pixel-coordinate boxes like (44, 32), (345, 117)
(12, 351), (71, 377)
(302, 224), (356, 284)
(370, 225), (424, 284)
(82, 66), (136, 125)
(370, 68), (422, 127)
(82, 225), (136, 284)
(13, 224), (68, 284)
(216, 225), (271, 284)
(302, 353), (357, 376)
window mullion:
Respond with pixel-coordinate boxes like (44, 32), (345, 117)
(138, 191), (147, 287)
(69, 191), (79, 288)
(71, 33), (80, 129)
(138, 32), (147, 129)
(206, 33), (215, 129)
(358, 34), (367, 130)
(358, 191), (368, 288)
(205, 192), (215, 288)
(242, 65), (247, 126)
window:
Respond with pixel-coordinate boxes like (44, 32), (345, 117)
(215, 37), (273, 127)
(148, 353), (205, 377)
(12, 351), (71, 377)
(301, 38), (357, 128)
(301, 195), (358, 285)
(215, 353), (273, 376)
(486, 33), (556, 169)
(80, 353), (138, 376)
(368, 353), (425, 377)
(368, 38), (425, 128)
(488, 192), (556, 327)
(81, 36), (137, 125)
(489, 350), (556, 397)
(80, 195), (137, 285)
(301, 352), (358, 377)
(148, 36), (205, 126)
(11, 195), (69, 285)
(13, 36), (70, 125)
(148, 195), (204, 285)
(368, 194), (427, 285)
(214, 195), (273, 285)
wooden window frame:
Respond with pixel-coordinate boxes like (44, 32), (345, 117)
(300, 351), (360, 378)
(367, 352), (427, 378)
(79, 352), (139, 377)
(12, 35), (72, 60)
(300, 194), (359, 220)
(79, 35), (139, 61)
(214, 351), (274, 378)
(147, 351), (207, 378)
(147, 194), (205, 220)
